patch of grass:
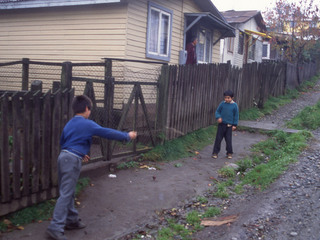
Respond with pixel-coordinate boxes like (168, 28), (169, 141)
(196, 196), (208, 204)
(117, 161), (139, 169)
(157, 218), (193, 240)
(236, 158), (253, 173)
(75, 177), (90, 196)
(213, 182), (230, 199)
(241, 131), (310, 190)
(218, 167), (236, 178)
(233, 184), (244, 194)
(202, 207), (221, 218)
(140, 125), (216, 162)
(287, 101), (320, 130)
(0, 178), (90, 233)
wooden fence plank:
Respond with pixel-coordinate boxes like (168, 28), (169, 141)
(22, 92), (31, 196)
(41, 91), (52, 190)
(31, 92), (41, 193)
(51, 90), (61, 187)
(12, 93), (22, 199)
(0, 93), (10, 202)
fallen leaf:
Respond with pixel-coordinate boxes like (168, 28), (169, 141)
(17, 226), (24, 230)
(201, 214), (238, 226)
(139, 165), (149, 169)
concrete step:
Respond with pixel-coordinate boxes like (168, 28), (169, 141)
(238, 120), (301, 133)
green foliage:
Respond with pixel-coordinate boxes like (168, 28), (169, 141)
(141, 126), (216, 162)
(117, 161), (139, 169)
(287, 100), (320, 130)
(242, 131), (309, 190)
(202, 207), (221, 218)
(186, 210), (201, 226)
(75, 177), (90, 196)
(196, 196), (208, 204)
(213, 183), (229, 199)
(218, 167), (236, 178)
(236, 158), (253, 173)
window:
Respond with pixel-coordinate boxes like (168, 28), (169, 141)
(248, 39), (256, 60)
(262, 44), (269, 58)
(197, 28), (212, 63)
(227, 37), (234, 53)
(146, 2), (173, 61)
(238, 31), (244, 55)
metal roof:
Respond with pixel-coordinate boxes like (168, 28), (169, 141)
(0, 0), (121, 9)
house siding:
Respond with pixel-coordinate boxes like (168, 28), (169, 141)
(126, 0), (205, 65)
(0, 4), (128, 62)
(221, 18), (264, 66)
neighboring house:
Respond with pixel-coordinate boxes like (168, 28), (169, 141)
(220, 10), (270, 67)
(0, 0), (234, 65)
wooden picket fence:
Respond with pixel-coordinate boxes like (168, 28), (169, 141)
(0, 89), (74, 216)
(158, 61), (317, 140)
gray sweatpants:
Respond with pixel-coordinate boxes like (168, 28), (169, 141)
(47, 151), (82, 233)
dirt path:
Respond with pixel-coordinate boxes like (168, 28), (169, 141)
(1, 79), (320, 240)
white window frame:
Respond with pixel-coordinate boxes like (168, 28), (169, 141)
(197, 28), (212, 64)
(146, 2), (173, 61)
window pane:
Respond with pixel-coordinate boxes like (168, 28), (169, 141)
(198, 30), (205, 62)
(160, 14), (169, 55)
(262, 44), (268, 57)
(148, 9), (160, 53)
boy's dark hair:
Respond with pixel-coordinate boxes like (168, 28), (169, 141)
(72, 95), (92, 114)
(223, 90), (234, 98)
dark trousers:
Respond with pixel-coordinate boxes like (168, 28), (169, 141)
(212, 123), (233, 155)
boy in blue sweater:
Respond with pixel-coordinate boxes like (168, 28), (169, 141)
(212, 90), (239, 159)
(47, 95), (137, 240)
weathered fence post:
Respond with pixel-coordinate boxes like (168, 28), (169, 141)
(22, 58), (29, 91)
(156, 65), (170, 143)
(61, 61), (72, 90)
(102, 58), (114, 161)
(31, 80), (43, 93)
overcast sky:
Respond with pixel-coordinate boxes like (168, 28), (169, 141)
(212, 0), (320, 13)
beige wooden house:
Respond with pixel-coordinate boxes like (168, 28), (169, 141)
(0, 0), (234, 64)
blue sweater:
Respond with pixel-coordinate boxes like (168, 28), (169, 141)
(215, 101), (239, 126)
(60, 115), (130, 156)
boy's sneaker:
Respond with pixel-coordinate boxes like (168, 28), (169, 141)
(46, 229), (67, 240)
(212, 154), (218, 159)
(227, 154), (232, 159)
(65, 219), (86, 230)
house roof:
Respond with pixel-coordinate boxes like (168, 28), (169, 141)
(0, 0), (121, 9)
(222, 10), (267, 31)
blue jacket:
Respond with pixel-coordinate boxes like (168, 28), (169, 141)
(215, 101), (239, 126)
(60, 115), (130, 156)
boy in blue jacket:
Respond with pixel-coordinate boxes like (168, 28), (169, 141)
(212, 90), (239, 159)
(47, 95), (137, 240)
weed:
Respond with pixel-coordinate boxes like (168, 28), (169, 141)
(236, 158), (253, 173)
(218, 167), (236, 178)
(213, 183), (229, 198)
(196, 196), (208, 204)
(233, 184), (244, 194)
(202, 207), (221, 218)
(117, 161), (139, 169)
